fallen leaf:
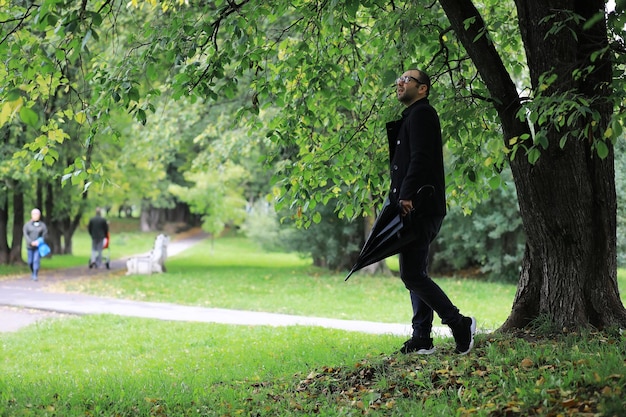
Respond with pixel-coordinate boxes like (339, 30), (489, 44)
(521, 358), (534, 368)
(561, 398), (579, 408)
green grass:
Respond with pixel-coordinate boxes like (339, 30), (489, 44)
(0, 315), (402, 416)
(1, 317), (624, 416)
(1, 233), (625, 416)
(51, 237), (518, 330)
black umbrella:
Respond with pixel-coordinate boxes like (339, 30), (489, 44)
(344, 185), (434, 281)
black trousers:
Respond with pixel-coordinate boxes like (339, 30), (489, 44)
(398, 215), (461, 339)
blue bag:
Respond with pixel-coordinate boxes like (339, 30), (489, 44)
(37, 237), (51, 257)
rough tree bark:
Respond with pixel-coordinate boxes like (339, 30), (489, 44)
(1, 124), (28, 264)
(438, 0), (626, 330)
(0, 182), (26, 265)
(0, 194), (10, 264)
(10, 188), (25, 263)
(140, 202), (165, 232)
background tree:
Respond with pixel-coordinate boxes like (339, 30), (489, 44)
(0, 122), (30, 264)
(1, 0), (123, 258)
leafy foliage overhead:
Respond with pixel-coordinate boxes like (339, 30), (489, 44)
(1, 0), (624, 226)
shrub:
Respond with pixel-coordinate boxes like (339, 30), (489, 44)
(431, 169), (525, 282)
(242, 200), (364, 270)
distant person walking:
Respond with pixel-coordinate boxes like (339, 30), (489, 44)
(88, 207), (109, 269)
(23, 208), (48, 281)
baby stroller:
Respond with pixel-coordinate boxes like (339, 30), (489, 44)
(103, 232), (111, 269)
(89, 232), (111, 269)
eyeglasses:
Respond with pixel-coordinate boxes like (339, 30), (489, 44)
(396, 75), (425, 85)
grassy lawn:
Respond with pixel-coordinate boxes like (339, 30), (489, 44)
(1, 317), (624, 416)
(1, 231), (625, 416)
(49, 236), (518, 330)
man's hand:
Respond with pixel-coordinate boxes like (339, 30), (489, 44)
(399, 199), (413, 216)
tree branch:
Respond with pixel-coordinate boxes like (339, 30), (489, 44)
(0, 4), (37, 46)
(187, 0), (252, 93)
(438, 0), (527, 139)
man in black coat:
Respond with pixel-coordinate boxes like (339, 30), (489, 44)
(88, 207), (109, 268)
(387, 69), (476, 355)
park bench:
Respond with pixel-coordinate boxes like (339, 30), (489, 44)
(126, 233), (170, 275)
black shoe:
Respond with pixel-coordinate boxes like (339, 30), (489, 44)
(451, 316), (476, 355)
(89, 262), (94, 269)
(398, 337), (436, 354)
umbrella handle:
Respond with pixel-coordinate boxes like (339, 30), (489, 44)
(407, 185), (435, 213)
(416, 184), (435, 199)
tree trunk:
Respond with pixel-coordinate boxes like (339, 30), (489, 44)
(140, 202), (164, 232)
(43, 181), (63, 254)
(1, 127), (27, 265)
(439, 0), (626, 330)
(41, 171), (87, 256)
(0, 183), (27, 265)
(61, 219), (74, 255)
(10, 189), (25, 264)
(0, 193), (9, 264)
(503, 0), (624, 330)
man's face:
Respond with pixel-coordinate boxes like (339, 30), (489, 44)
(31, 210), (41, 221)
(396, 70), (427, 105)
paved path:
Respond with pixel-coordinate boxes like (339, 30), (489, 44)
(0, 231), (450, 338)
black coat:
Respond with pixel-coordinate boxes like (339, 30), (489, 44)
(386, 98), (446, 217)
(88, 215), (109, 241)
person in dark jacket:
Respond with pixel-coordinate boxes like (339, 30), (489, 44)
(23, 208), (48, 281)
(387, 69), (476, 355)
(88, 207), (109, 268)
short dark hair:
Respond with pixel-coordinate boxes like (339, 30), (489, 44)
(412, 69), (431, 97)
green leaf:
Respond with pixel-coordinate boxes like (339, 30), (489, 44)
(82, 30), (92, 51)
(527, 147), (541, 164)
(128, 87), (140, 102)
(137, 109), (147, 125)
(90, 11), (103, 27)
(30, 160), (43, 171)
(6, 89), (22, 101)
(19, 107), (39, 127)
(583, 11), (605, 30)
(595, 141), (609, 159)
(146, 63), (157, 80)
(488, 176), (501, 189)
(536, 133), (549, 149)
(46, 13), (58, 26)
(345, 0), (359, 18)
